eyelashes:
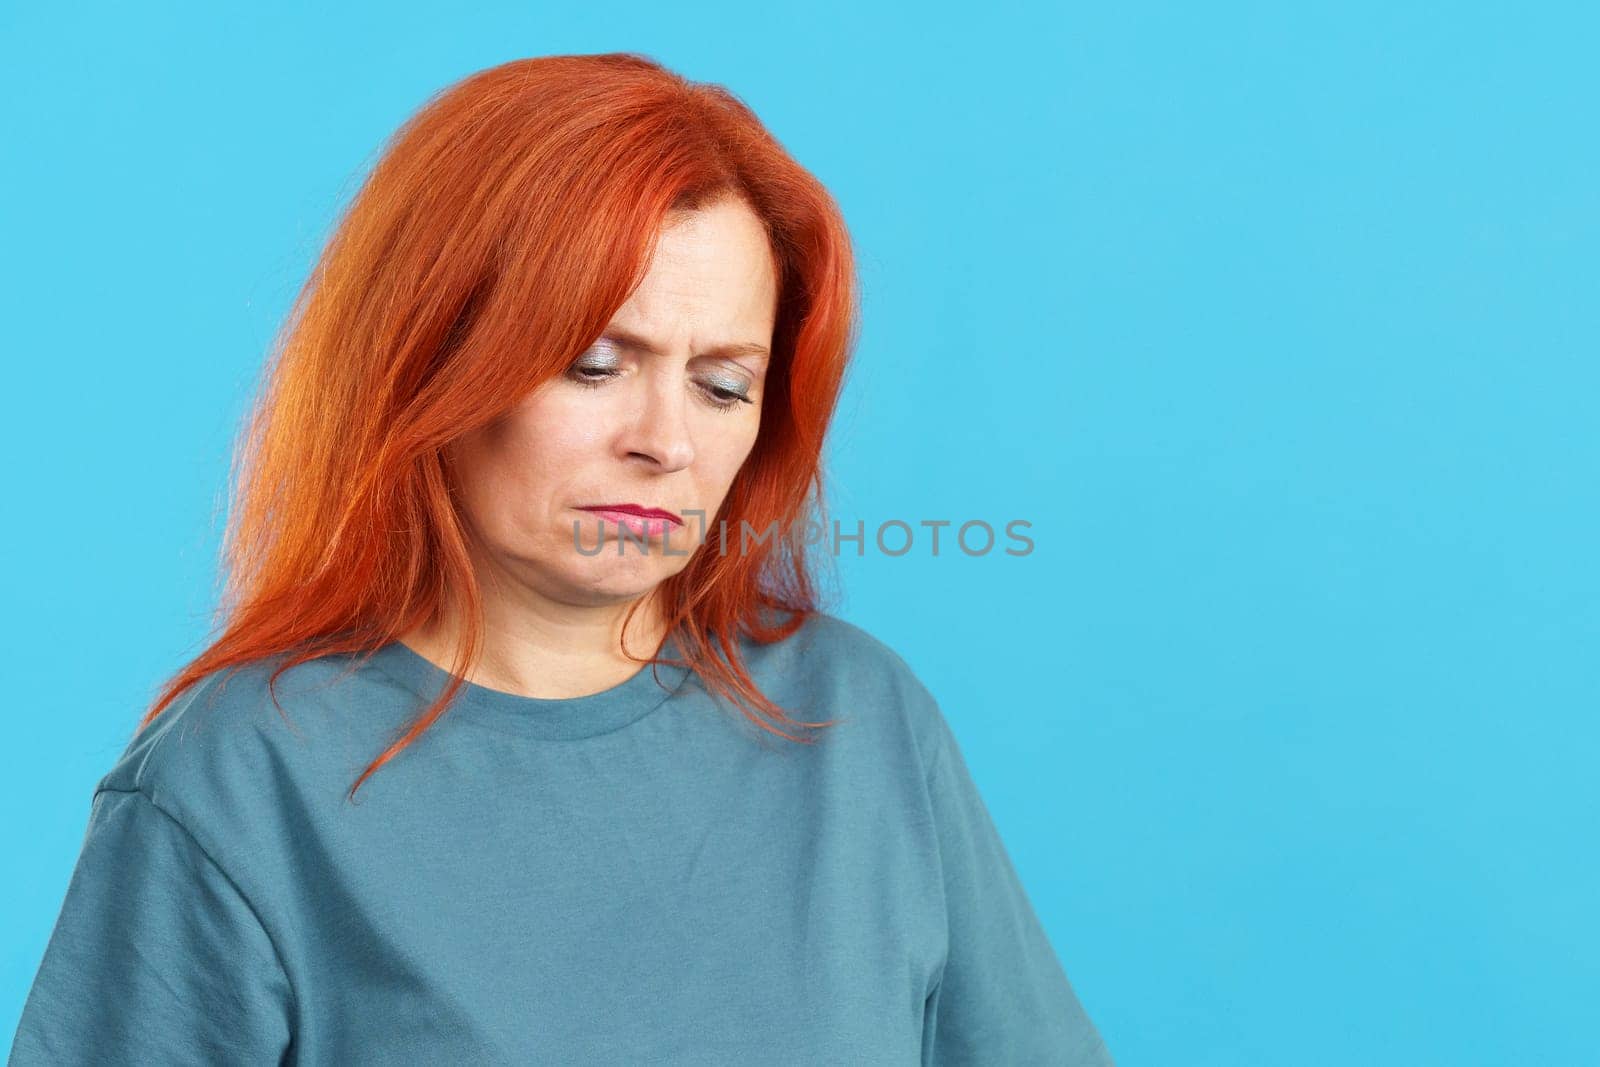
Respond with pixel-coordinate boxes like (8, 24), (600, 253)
(565, 362), (755, 413)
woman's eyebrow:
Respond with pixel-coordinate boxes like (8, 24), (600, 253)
(601, 326), (770, 361)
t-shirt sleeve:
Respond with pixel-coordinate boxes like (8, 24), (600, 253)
(922, 713), (1115, 1066)
(8, 787), (294, 1066)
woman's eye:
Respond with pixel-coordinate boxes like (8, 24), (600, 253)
(700, 378), (754, 411)
(565, 356), (754, 410)
(566, 362), (617, 387)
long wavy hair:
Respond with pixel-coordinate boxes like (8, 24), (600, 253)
(138, 53), (860, 801)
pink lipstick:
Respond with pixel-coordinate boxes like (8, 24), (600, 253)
(575, 504), (684, 540)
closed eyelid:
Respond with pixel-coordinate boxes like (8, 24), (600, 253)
(700, 371), (752, 395)
(579, 343), (757, 380)
(567, 352), (754, 394)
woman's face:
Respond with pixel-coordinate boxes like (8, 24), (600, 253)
(446, 195), (777, 609)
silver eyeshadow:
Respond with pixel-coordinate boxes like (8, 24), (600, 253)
(570, 345), (754, 403)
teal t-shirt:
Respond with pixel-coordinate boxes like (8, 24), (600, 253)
(9, 613), (1113, 1065)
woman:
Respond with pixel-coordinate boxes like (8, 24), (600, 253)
(9, 53), (1114, 1065)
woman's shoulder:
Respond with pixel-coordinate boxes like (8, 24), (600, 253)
(96, 648), (412, 826)
(786, 611), (934, 685)
(745, 610), (950, 760)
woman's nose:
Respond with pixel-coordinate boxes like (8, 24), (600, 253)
(622, 372), (695, 471)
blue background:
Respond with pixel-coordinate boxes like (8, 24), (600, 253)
(3, 4), (1596, 1063)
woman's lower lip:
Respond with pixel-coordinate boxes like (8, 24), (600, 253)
(577, 508), (682, 539)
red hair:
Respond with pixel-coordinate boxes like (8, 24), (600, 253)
(140, 53), (861, 801)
